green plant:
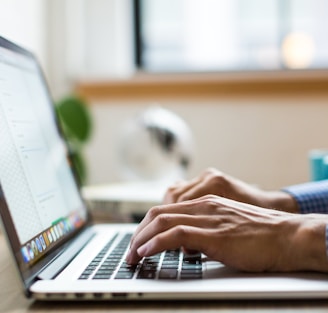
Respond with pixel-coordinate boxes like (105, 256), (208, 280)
(55, 95), (92, 185)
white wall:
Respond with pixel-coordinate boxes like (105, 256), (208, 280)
(84, 94), (328, 190)
(1, 1), (325, 191)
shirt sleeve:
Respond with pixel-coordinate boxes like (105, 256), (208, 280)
(282, 180), (328, 214)
(326, 225), (328, 258)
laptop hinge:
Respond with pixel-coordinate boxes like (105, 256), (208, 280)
(37, 228), (95, 280)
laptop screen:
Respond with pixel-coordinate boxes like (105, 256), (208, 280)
(0, 37), (88, 275)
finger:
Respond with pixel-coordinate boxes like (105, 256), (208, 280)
(135, 213), (215, 252)
(164, 168), (223, 204)
(174, 179), (218, 202)
(132, 201), (194, 241)
(163, 177), (202, 204)
(127, 213), (215, 264)
(130, 196), (217, 247)
(136, 225), (213, 260)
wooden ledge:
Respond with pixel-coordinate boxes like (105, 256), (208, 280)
(76, 71), (328, 101)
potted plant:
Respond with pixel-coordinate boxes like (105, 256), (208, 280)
(56, 95), (92, 185)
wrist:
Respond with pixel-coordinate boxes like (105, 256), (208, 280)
(287, 215), (328, 272)
(265, 191), (299, 213)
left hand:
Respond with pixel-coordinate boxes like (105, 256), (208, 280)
(163, 168), (298, 213)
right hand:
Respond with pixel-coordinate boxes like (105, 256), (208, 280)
(126, 195), (327, 272)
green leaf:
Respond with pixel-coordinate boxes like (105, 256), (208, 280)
(56, 96), (92, 143)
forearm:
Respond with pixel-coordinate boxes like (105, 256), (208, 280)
(265, 190), (299, 213)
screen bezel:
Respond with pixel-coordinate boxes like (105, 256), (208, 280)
(0, 35), (92, 293)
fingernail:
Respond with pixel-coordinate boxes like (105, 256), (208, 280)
(137, 243), (148, 257)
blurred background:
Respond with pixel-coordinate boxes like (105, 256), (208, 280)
(1, 0), (328, 190)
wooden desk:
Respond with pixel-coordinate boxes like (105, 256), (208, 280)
(2, 234), (328, 313)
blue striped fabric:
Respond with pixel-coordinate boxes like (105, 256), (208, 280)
(326, 225), (328, 258)
(283, 180), (328, 214)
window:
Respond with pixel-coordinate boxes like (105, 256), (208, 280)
(135, 0), (328, 73)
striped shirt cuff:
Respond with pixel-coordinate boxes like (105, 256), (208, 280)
(282, 180), (328, 214)
(326, 225), (328, 258)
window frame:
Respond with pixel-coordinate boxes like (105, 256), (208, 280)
(133, 0), (142, 69)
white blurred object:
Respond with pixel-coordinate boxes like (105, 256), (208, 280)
(82, 180), (167, 221)
(117, 106), (194, 183)
(281, 32), (315, 69)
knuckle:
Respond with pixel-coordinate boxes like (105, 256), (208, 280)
(171, 191), (180, 201)
(148, 206), (161, 220)
(202, 194), (217, 201)
(178, 194), (189, 202)
(174, 225), (189, 238)
(165, 188), (180, 202)
(156, 214), (172, 228)
(202, 197), (220, 212)
(166, 185), (176, 193)
(208, 173), (226, 186)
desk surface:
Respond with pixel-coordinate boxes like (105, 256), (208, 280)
(2, 234), (328, 313)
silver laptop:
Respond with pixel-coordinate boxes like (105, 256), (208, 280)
(1, 35), (328, 301)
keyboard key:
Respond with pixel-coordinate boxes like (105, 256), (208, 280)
(115, 272), (135, 279)
(181, 271), (202, 280)
(137, 270), (157, 279)
(159, 269), (178, 279)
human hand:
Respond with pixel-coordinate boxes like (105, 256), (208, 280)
(126, 195), (328, 272)
(164, 168), (298, 213)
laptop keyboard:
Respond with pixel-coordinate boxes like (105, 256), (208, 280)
(79, 233), (203, 280)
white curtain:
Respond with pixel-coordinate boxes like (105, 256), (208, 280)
(0, 0), (46, 67)
(46, 0), (135, 99)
